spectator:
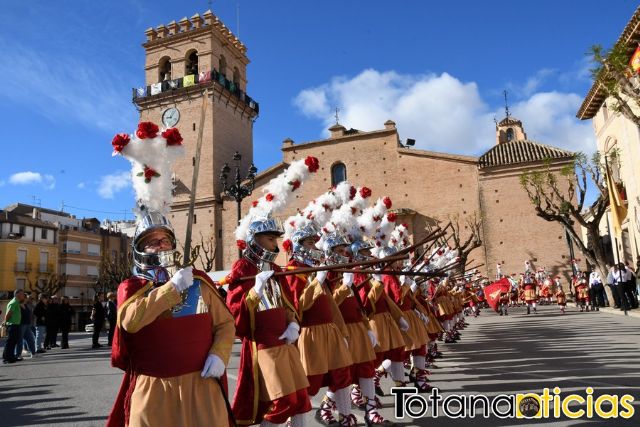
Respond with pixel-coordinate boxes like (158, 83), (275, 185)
(59, 297), (75, 349)
(16, 294), (36, 358)
(45, 295), (61, 349)
(606, 264), (621, 308)
(90, 293), (106, 349)
(588, 269), (605, 311)
(106, 292), (117, 347)
(624, 262), (638, 309)
(3, 290), (26, 364)
(33, 294), (48, 353)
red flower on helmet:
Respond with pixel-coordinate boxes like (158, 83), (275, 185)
(236, 240), (247, 250)
(162, 127), (183, 146)
(402, 223), (408, 228)
(251, 200), (258, 208)
(111, 133), (130, 154)
(137, 165), (160, 183)
(266, 193), (275, 202)
(387, 213), (397, 222)
(136, 121), (159, 139)
(289, 180), (301, 191)
(305, 156), (320, 173)
(359, 187), (372, 198)
(383, 197), (392, 209)
(289, 220), (296, 227)
(283, 239), (292, 253)
(349, 186), (357, 200)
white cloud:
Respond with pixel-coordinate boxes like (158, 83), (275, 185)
(510, 92), (595, 153)
(77, 182), (86, 189)
(0, 38), (137, 132)
(293, 69), (596, 155)
(9, 171), (55, 189)
(98, 171), (131, 199)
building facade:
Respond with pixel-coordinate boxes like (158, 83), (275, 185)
(0, 210), (59, 299)
(577, 6), (640, 267)
(133, 10), (576, 279)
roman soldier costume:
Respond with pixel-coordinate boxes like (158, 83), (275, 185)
(107, 123), (235, 427)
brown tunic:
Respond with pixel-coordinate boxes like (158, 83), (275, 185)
(119, 282), (235, 427)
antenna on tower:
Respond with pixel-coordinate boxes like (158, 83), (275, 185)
(237, 0), (241, 38)
(334, 107), (340, 125)
(503, 90), (511, 119)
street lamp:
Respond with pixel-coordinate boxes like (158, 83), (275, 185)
(220, 151), (258, 258)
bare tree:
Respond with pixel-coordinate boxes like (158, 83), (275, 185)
(94, 253), (133, 294)
(446, 212), (483, 275)
(590, 44), (640, 125)
(520, 154), (610, 278)
(26, 272), (67, 296)
(197, 232), (217, 272)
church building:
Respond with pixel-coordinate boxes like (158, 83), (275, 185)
(133, 10), (575, 279)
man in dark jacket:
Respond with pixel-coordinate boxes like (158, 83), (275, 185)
(59, 297), (75, 349)
(106, 292), (117, 346)
(90, 293), (106, 349)
(45, 295), (60, 349)
(33, 294), (48, 353)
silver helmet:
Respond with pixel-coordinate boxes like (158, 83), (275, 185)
(350, 239), (375, 261)
(246, 216), (284, 264)
(291, 223), (323, 266)
(132, 210), (177, 282)
(378, 245), (398, 259)
(323, 231), (351, 265)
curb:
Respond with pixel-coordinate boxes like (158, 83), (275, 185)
(569, 302), (640, 319)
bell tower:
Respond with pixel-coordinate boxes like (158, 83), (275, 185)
(495, 91), (527, 145)
(133, 10), (258, 266)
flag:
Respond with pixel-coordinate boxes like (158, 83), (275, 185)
(198, 70), (211, 83)
(484, 278), (511, 312)
(183, 74), (195, 87)
(135, 86), (147, 98)
(630, 46), (640, 74)
(605, 162), (627, 237)
(150, 82), (162, 96)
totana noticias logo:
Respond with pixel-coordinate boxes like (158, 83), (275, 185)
(391, 387), (635, 420)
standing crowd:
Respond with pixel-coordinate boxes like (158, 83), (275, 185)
(2, 290), (118, 364)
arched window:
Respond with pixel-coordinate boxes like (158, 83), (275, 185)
(233, 67), (241, 91)
(506, 127), (514, 142)
(331, 162), (347, 186)
(219, 55), (227, 77)
(185, 50), (198, 75)
(158, 56), (172, 82)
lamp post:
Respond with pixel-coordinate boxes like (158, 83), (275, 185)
(220, 151), (258, 258)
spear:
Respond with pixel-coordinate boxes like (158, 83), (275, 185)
(183, 90), (209, 266)
(232, 253), (409, 282)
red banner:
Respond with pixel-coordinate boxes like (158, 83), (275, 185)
(484, 278), (512, 312)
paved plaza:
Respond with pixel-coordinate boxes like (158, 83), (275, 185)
(2, 304), (640, 426)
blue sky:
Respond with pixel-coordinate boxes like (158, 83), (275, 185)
(0, 0), (636, 221)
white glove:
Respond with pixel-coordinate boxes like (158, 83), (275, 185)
(201, 354), (225, 379)
(316, 270), (328, 285)
(278, 322), (300, 344)
(399, 275), (406, 285)
(170, 267), (194, 292)
(372, 273), (382, 282)
(398, 317), (410, 332)
(343, 272), (354, 287)
(254, 270), (274, 298)
(410, 280), (418, 293)
(367, 330), (378, 348)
